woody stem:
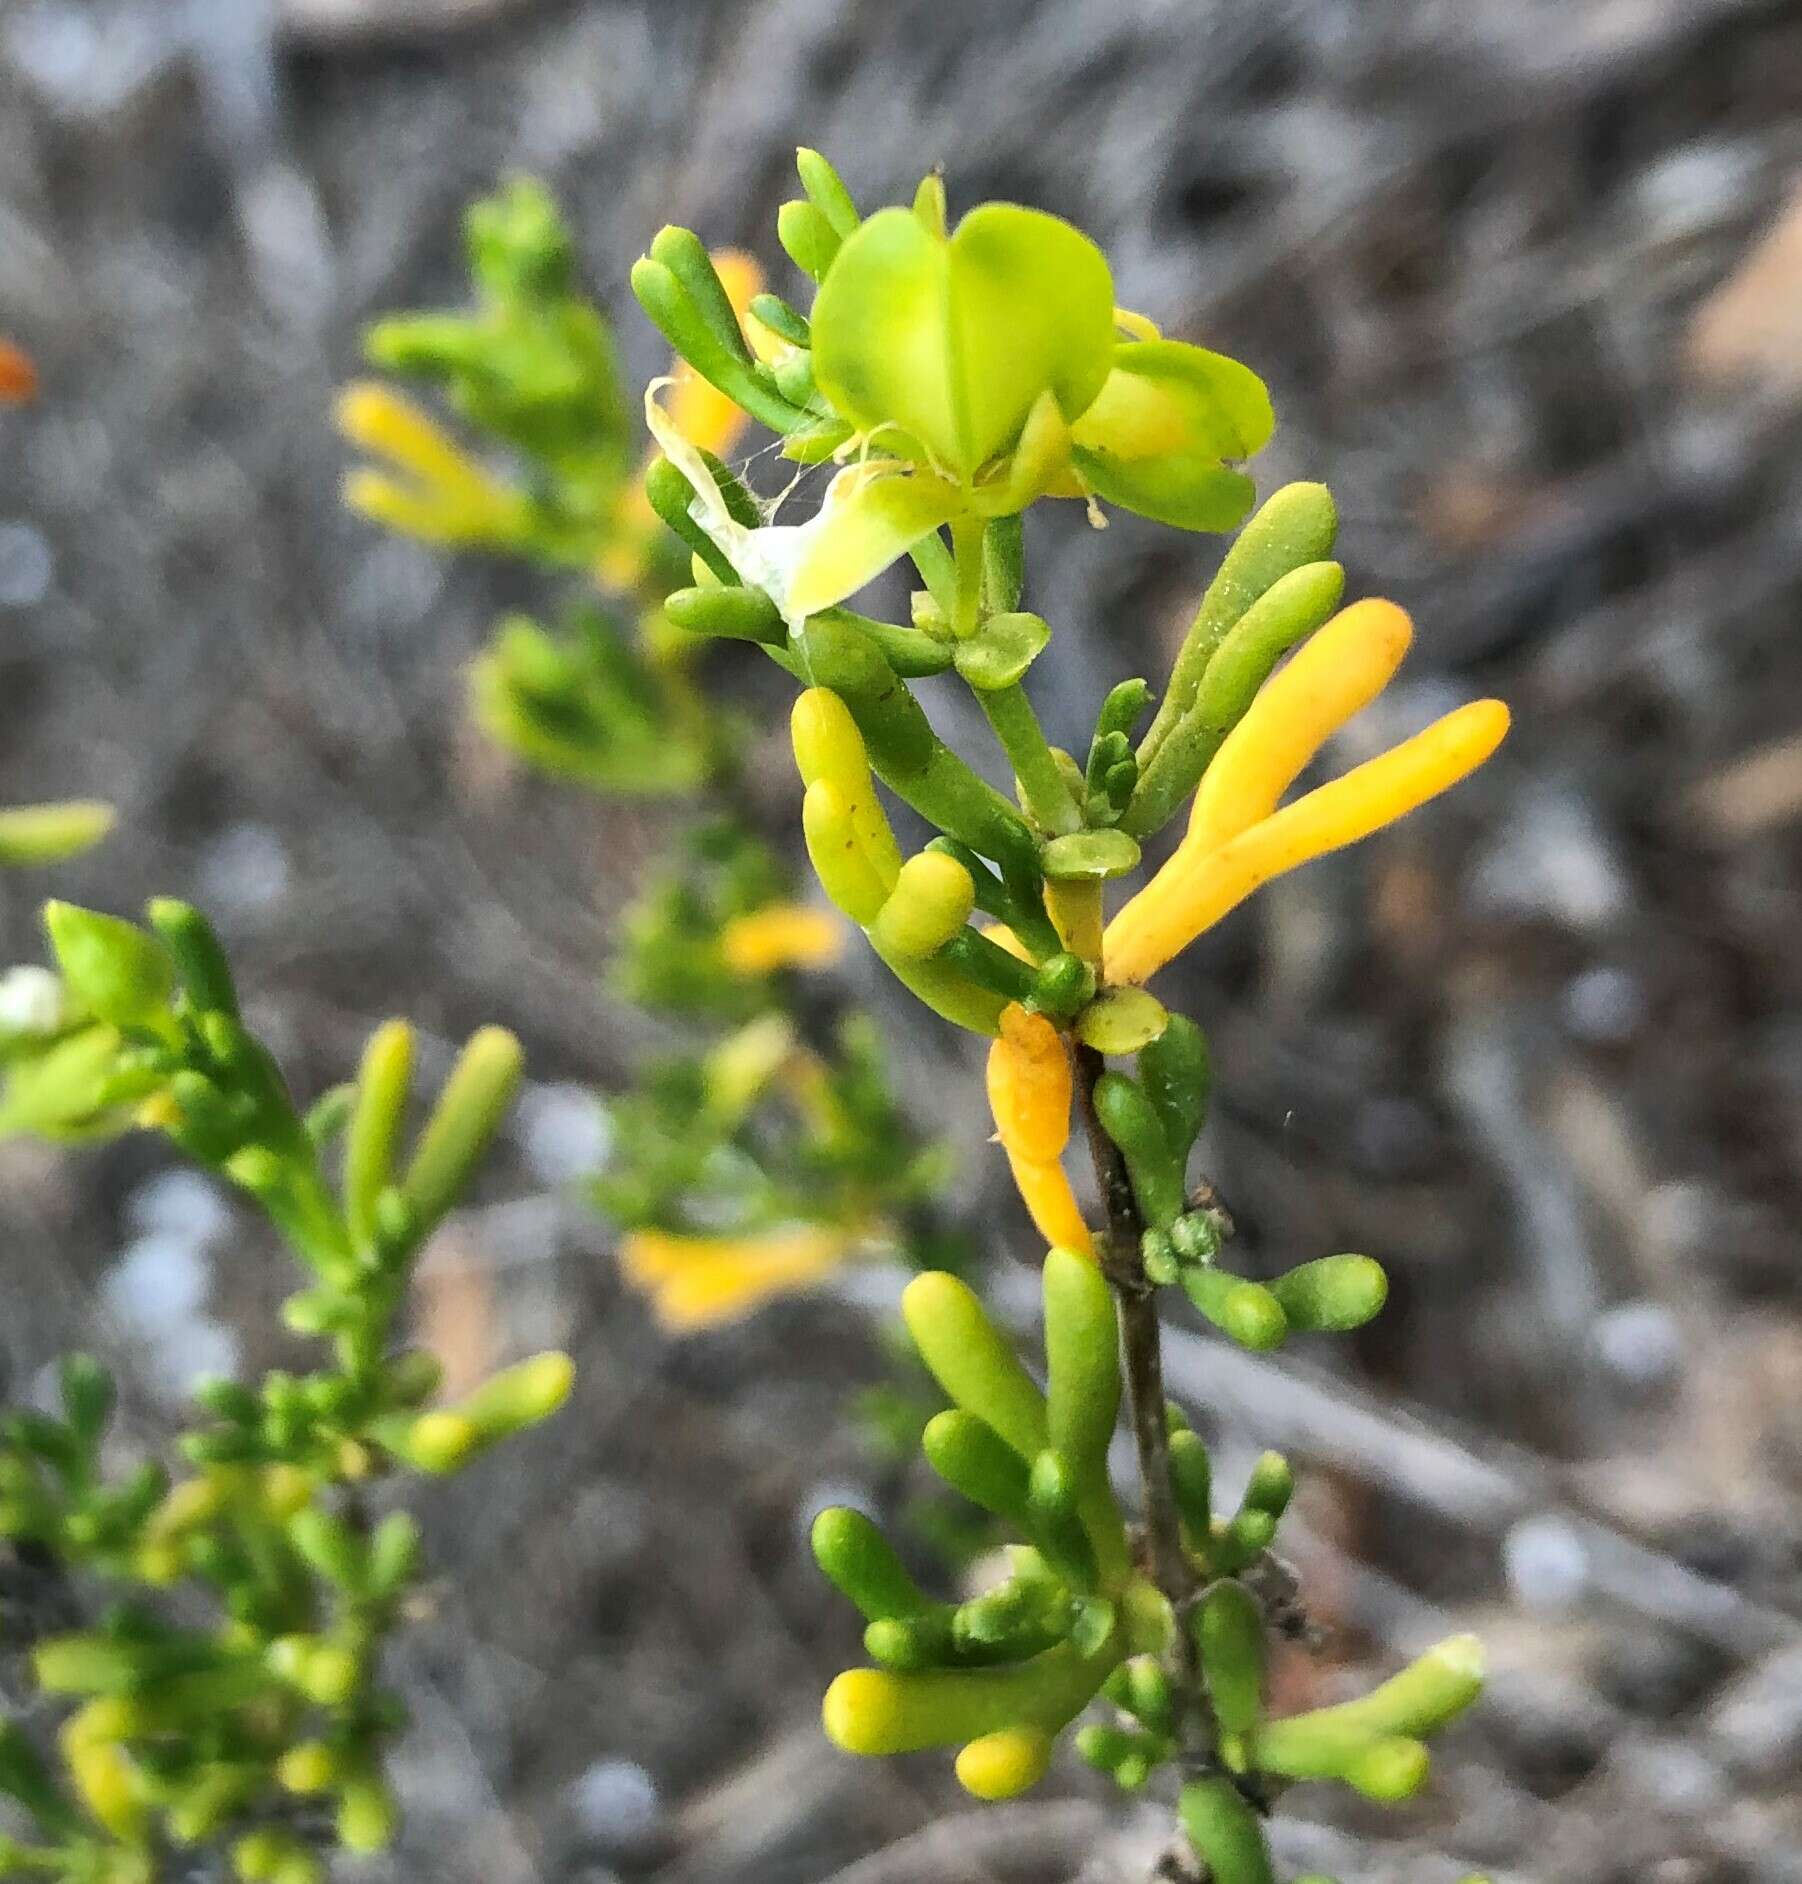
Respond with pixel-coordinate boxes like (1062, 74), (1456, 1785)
(1072, 1042), (1218, 1763)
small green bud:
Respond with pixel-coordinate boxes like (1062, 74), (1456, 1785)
(1138, 1015), (1211, 1165)
(1074, 987), (1168, 1054)
(145, 899), (239, 1017)
(459, 1351), (575, 1441)
(1170, 1210), (1221, 1264)
(1141, 1228), (1179, 1285)
(1177, 1775), (1275, 1884)
(337, 1773), (400, 1853)
(1026, 1450), (1099, 1592)
(1168, 1429), (1213, 1540)
(920, 1411), (1032, 1530)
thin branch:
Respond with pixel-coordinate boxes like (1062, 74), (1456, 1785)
(1071, 1042), (1217, 1763)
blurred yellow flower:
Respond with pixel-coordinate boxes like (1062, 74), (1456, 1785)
(719, 902), (845, 977)
(619, 1223), (857, 1331)
(335, 381), (527, 546)
(1105, 600), (1508, 986)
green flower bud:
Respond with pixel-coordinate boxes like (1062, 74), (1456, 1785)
(345, 1020), (413, 1251)
(1138, 1015), (1211, 1167)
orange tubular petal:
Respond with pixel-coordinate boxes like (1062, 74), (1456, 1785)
(1186, 597), (1414, 852)
(986, 1003), (1073, 1164)
(620, 1226), (851, 1330)
(1007, 1152), (1094, 1258)
(1107, 699), (1510, 986)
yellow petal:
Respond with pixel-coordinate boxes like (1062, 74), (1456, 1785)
(986, 1003), (1073, 1164)
(1107, 698), (1510, 985)
(719, 904), (845, 976)
(1007, 1151), (1094, 1258)
(982, 922), (1035, 962)
(620, 1226), (853, 1331)
(1187, 597), (1412, 851)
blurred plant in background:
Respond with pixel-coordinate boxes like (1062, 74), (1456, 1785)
(0, 870), (568, 1877)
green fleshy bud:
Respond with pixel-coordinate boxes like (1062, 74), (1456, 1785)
(1167, 1429), (1213, 1541)
(1030, 951), (1094, 1019)
(1093, 1071), (1184, 1229)
(863, 1611), (957, 1671)
(778, 200), (841, 282)
(1180, 1266), (1287, 1351)
(1197, 1581), (1265, 1734)
(337, 1773), (400, 1853)
(345, 1020), (413, 1251)
(287, 1508), (365, 1591)
(44, 902), (173, 1031)
(811, 1508), (931, 1622)
(1268, 1254), (1389, 1333)
(401, 1026), (523, 1233)
(901, 1273), (1048, 1461)
(1026, 1450), (1099, 1592)
(796, 148), (860, 238)
(920, 1411), (1032, 1530)
(664, 584), (786, 646)
(459, 1352), (575, 1442)
(145, 899), (239, 1018)
(1141, 1228), (1179, 1286)
(748, 292), (811, 349)
(1178, 1775), (1275, 1884)
(1344, 1735), (1430, 1801)
(1169, 1210), (1221, 1264)
(0, 800), (115, 867)
(1138, 1015), (1211, 1167)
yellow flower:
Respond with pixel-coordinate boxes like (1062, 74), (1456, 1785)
(335, 381), (527, 545)
(985, 1004), (1093, 1258)
(619, 1224), (857, 1331)
(719, 903), (845, 976)
(1105, 600), (1508, 986)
